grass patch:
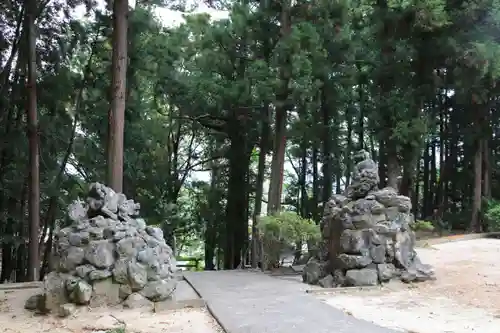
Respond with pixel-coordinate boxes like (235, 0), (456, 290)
(106, 329), (126, 333)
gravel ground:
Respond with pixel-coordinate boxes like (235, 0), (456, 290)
(317, 239), (500, 333)
(0, 288), (224, 333)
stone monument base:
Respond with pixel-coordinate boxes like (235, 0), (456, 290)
(303, 150), (435, 288)
(25, 183), (178, 316)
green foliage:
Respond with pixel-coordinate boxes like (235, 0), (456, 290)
(411, 220), (435, 232)
(484, 199), (500, 232)
(258, 212), (320, 244)
(176, 256), (204, 271)
(442, 210), (471, 231)
(106, 328), (125, 333)
(258, 212), (319, 268)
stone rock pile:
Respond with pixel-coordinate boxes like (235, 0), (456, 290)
(303, 150), (435, 287)
(26, 183), (178, 315)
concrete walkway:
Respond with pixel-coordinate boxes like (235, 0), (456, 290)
(184, 271), (398, 333)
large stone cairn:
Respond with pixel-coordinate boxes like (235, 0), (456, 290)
(303, 150), (435, 288)
(26, 183), (177, 315)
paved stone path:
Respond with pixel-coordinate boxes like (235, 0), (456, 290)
(184, 270), (398, 333)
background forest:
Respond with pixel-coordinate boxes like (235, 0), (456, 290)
(2, 0), (500, 282)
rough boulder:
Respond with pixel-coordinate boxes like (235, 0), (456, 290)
(303, 150), (435, 287)
(26, 183), (177, 315)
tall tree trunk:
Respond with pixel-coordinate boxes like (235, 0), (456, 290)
(332, 105), (341, 195)
(434, 108), (449, 221)
(252, 106), (269, 268)
(267, 1), (290, 214)
(386, 140), (400, 190)
(267, 110), (286, 214)
(430, 139), (437, 210)
(448, 98), (459, 212)
(26, 0), (40, 282)
(39, 220), (55, 280)
(345, 107), (353, 190)
(299, 141), (308, 218)
(204, 161), (219, 270)
(378, 140), (387, 188)
(470, 138), (483, 232)
(399, 150), (417, 198)
(243, 165), (251, 267)
(312, 142), (320, 223)
(483, 137), (491, 199)
(482, 105), (492, 202)
(252, 13), (272, 266)
(435, 107), (445, 208)
(321, 84), (333, 203)
(357, 65), (365, 150)
(422, 140), (430, 217)
(414, 157), (420, 218)
(0, 199), (16, 282)
(15, 176), (28, 282)
(107, 0), (128, 192)
(224, 121), (250, 269)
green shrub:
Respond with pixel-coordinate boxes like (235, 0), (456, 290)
(484, 199), (500, 231)
(411, 220), (435, 232)
(442, 210), (469, 230)
(257, 212), (320, 269)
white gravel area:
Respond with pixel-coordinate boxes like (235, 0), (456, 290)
(0, 288), (224, 333)
(318, 239), (500, 333)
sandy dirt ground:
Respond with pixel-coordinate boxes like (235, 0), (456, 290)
(0, 288), (224, 333)
(317, 238), (500, 333)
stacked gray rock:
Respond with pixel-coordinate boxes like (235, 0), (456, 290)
(303, 150), (435, 288)
(26, 183), (177, 315)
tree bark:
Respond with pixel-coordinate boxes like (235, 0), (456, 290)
(345, 106), (353, 190)
(386, 138), (400, 190)
(204, 161), (219, 270)
(482, 138), (491, 200)
(0, 200), (15, 282)
(267, 1), (290, 215)
(356, 64), (365, 150)
(299, 139), (308, 217)
(224, 121), (250, 269)
(378, 140), (387, 188)
(312, 144), (320, 224)
(321, 84), (333, 203)
(252, 106), (269, 268)
(26, 0), (40, 282)
(470, 138), (483, 232)
(430, 139), (437, 209)
(422, 140), (430, 217)
(413, 156), (420, 218)
(107, 0), (128, 192)
(15, 176), (28, 282)
(267, 109), (287, 214)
